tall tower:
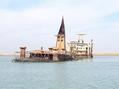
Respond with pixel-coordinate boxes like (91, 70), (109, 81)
(56, 17), (66, 53)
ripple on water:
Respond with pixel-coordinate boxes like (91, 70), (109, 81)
(0, 56), (119, 89)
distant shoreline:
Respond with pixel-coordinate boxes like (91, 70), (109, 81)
(94, 53), (119, 56)
(0, 52), (19, 56)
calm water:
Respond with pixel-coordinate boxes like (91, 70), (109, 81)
(0, 56), (119, 89)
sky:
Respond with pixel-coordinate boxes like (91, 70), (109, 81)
(0, 0), (119, 53)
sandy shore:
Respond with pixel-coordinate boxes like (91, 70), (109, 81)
(94, 53), (119, 56)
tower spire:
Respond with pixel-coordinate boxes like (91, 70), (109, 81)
(58, 17), (65, 35)
(56, 17), (66, 53)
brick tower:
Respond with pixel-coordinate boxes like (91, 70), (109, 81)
(56, 17), (66, 53)
(20, 47), (26, 59)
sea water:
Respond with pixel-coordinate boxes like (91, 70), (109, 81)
(0, 56), (119, 89)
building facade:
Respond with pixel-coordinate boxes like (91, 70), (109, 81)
(68, 34), (93, 58)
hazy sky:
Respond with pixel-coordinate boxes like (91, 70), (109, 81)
(0, 0), (119, 53)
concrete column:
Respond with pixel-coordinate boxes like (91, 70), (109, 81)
(86, 47), (88, 56)
(90, 46), (93, 58)
(90, 40), (93, 58)
(89, 47), (91, 56)
(20, 47), (26, 59)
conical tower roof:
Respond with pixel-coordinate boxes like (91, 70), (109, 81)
(58, 17), (65, 35)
